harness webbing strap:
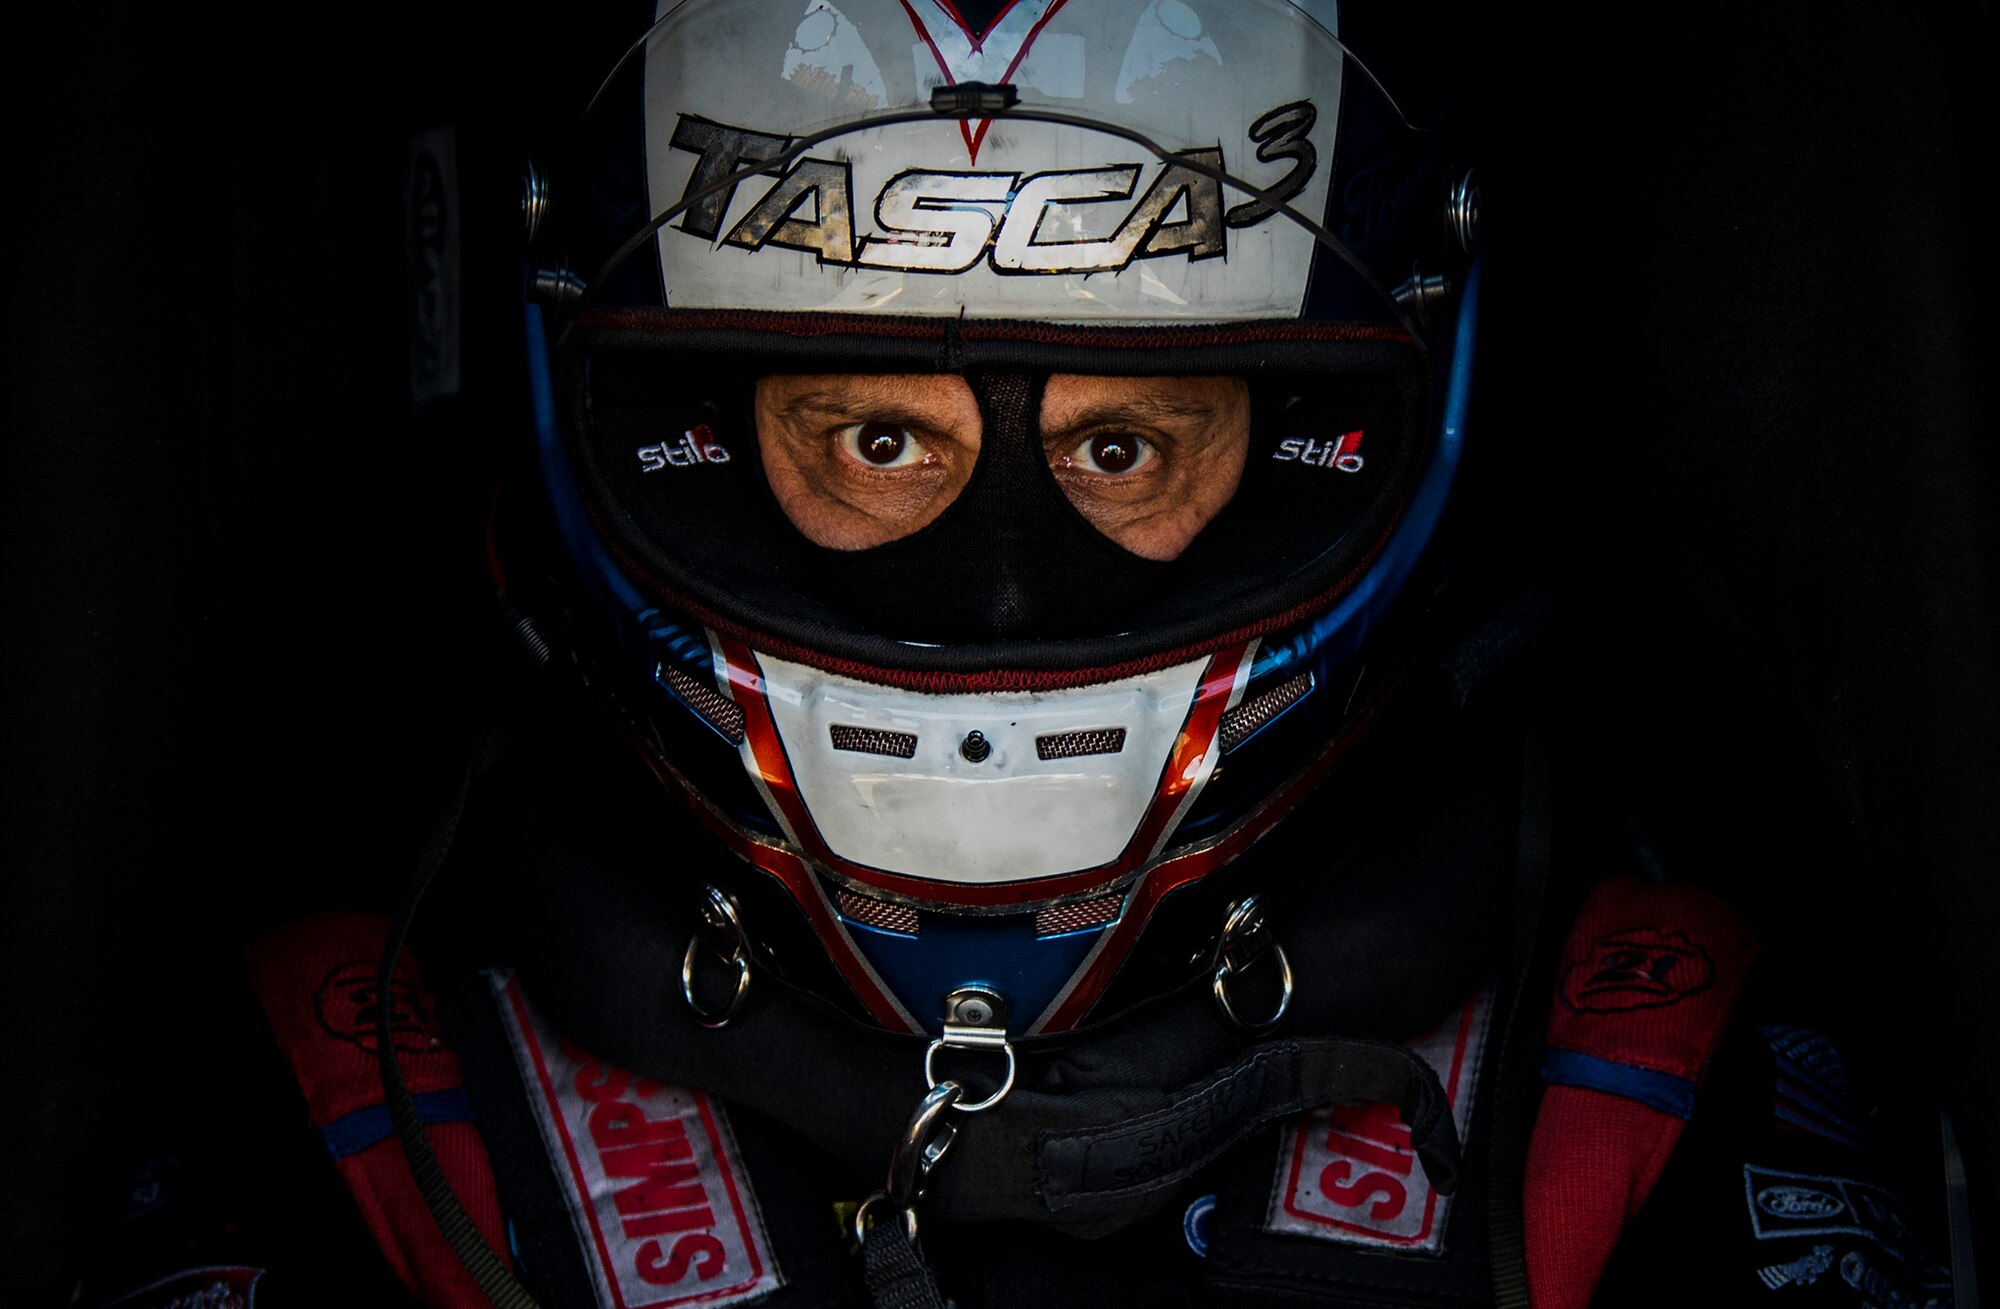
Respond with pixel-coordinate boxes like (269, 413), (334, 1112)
(247, 911), (514, 1307)
(860, 1225), (951, 1309)
(1030, 1037), (1460, 1234)
(1522, 876), (1757, 1308)
(1485, 727), (1551, 1309)
(376, 741), (544, 1309)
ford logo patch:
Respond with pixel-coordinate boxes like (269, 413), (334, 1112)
(1756, 1185), (1847, 1221)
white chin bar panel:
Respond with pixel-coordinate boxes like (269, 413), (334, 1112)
(760, 651), (1208, 884)
(714, 635), (1255, 902)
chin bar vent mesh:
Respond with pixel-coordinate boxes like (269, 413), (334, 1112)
(1218, 671), (1315, 753)
(1035, 893), (1123, 937)
(1035, 727), (1128, 760)
(658, 663), (745, 744)
(829, 725), (920, 758)
(837, 890), (921, 936)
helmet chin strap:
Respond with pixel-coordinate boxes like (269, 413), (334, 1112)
(798, 370), (1176, 644)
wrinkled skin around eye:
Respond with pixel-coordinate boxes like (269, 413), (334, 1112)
(754, 372), (1250, 558)
(756, 374), (982, 551)
(1040, 374), (1249, 560)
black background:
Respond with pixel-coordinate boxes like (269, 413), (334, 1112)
(2, 2), (1992, 1303)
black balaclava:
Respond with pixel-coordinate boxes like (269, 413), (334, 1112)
(799, 371), (1177, 643)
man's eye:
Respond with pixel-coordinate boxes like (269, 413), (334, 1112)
(1063, 431), (1156, 476)
(839, 420), (929, 469)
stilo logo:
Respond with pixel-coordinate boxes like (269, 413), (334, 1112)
(1273, 430), (1365, 473)
(640, 424), (732, 473)
(1757, 1185), (1848, 1221)
(1560, 926), (1716, 1013)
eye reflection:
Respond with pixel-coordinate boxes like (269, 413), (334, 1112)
(1062, 431), (1156, 476)
(841, 420), (929, 469)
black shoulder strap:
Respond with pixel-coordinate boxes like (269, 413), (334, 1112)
(1486, 725), (1552, 1309)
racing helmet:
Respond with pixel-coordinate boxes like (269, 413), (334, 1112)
(519, 0), (1480, 1041)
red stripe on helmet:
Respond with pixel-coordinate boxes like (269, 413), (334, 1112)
(1032, 668), (1397, 1033)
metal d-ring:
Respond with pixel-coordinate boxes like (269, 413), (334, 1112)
(923, 1038), (1017, 1113)
(1210, 894), (1295, 1035)
(680, 885), (752, 1028)
(852, 1192), (919, 1247)
(920, 987), (1017, 1113)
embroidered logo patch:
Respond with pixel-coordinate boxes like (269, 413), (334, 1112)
(315, 959), (443, 1052)
(104, 1266), (263, 1309)
(1264, 987), (1494, 1254)
(1560, 927), (1715, 1013)
(1757, 1243), (1835, 1291)
(1742, 1165), (1950, 1290)
(490, 972), (782, 1309)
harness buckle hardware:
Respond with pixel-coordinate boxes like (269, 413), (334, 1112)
(855, 1078), (965, 1247)
(1211, 894), (1294, 1034)
(923, 987), (1017, 1113)
(680, 884), (753, 1028)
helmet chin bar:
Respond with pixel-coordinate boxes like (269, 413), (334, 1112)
(707, 631), (1251, 1036)
(611, 613), (1412, 1039)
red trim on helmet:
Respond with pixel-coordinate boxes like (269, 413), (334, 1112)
(712, 636), (1248, 909)
(607, 697), (920, 1033)
(573, 305), (1412, 352)
(902, 0), (1071, 163)
(926, 0), (1024, 47)
(1032, 670), (1398, 1033)
(1112, 647), (1246, 865)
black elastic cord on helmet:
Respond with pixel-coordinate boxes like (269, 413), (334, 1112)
(554, 100), (1427, 349)
(375, 727), (544, 1309)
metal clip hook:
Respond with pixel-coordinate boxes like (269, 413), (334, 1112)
(854, 1079), (964, 1246)
(680, 885), (752, 1028)
(1210, 894), (1294, 1034)
(923, 988), (1016, 1113)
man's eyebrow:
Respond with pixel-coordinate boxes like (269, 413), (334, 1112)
(1043, 392), (1226, 432)
(773, 384), (951, 425)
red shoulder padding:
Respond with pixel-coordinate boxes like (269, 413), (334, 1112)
(1524, 877), (1757, 1309)
(246, 912), (512, 1306)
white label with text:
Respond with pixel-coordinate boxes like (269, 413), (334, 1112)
(1265, 987), (1493, 1254)
(490, 971), (781, 1309)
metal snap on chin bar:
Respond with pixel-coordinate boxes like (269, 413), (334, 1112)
(923, 986), (1017, 1113)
